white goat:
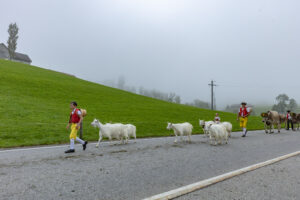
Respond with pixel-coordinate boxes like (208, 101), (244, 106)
(207, 124), (228, 145)
(221, 122), (232, 137)
(91, 119), (128, 147)
(125, 124), (137, 142)
(199, 120), (215, 137)
(167, 122), (193, 143)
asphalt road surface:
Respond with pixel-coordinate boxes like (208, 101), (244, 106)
(176, 155), (300, 200)
(0, 130), (300, 200)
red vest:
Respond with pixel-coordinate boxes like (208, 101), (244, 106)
(239, 107), (249, 117)
(287, 114), (290, 120)
(70, 109), (80, 123)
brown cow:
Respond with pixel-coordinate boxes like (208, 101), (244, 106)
(291, 113), (300, 130)
(261, 112), (272, 132)
(261, 111), (282, 133)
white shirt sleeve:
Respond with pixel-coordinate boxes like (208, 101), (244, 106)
(77, 110), (82, 116)
(247, 107), (251, 112)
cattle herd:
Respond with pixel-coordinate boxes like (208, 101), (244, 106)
(261, 111), (300, 133)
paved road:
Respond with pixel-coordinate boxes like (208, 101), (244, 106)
(176, 155), (300, 200)
(0, 130), (300, 200)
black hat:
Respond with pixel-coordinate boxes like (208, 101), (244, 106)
(71, 101), (78, 106)
(241, 102), (247, 105)
(287, 110), (291, 112)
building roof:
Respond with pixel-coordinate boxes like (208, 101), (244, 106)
(14, 52), (32, 63)
(0, 43), (32, 63)
(0, 43), (9, 58)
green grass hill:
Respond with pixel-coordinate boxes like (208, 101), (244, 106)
(0, 59), (264, 148)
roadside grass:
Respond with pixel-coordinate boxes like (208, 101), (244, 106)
(0, 59), (265, 148)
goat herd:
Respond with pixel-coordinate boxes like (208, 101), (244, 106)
(90, 118), (232, 147)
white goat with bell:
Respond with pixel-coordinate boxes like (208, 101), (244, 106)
(207, 123), (228, 145)
(199, 120), (215, 137)
(167, 122), (193, 143)
(91, 119), (128, 147)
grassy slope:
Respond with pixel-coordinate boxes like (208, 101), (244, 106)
(0, 59), (264, 147)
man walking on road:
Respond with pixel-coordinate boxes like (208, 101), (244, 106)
(237, 102), (251, 137)
(65, 101), (88, 153)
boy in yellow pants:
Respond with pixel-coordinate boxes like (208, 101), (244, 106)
(237, 102), (251, 137)
(65, 101), (88, 153)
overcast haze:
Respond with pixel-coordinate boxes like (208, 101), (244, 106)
(1, 0), (300, 108)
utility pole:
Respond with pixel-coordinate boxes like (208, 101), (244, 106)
(208, 80), (217, 110)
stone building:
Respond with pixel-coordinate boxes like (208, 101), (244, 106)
(0, 43), (32, 64)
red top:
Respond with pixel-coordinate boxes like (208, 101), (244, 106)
(70, 108), (81, 123)
(239, 107), (249, 117)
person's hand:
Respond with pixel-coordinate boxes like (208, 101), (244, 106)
(76, 123), (80, 130)
(66, 124), (70, 130)
(237, 118), (239, 121)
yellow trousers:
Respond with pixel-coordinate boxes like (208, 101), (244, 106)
(240, 117), (248, 128)
(70, 123), (80, 139)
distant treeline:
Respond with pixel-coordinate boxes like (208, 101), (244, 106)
(103, 78), (300, 114)
(101, 76), (210, 109)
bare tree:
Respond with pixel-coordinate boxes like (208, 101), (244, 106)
(174, 95), (181, 104)
(168, 92), (176, 102)
(7, 23), (19, 60)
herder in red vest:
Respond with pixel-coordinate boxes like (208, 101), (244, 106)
(237, 102), (251, 137)
(65, 101), (88, 153)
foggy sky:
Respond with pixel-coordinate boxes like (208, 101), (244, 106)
(1, 0), (300, 109)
